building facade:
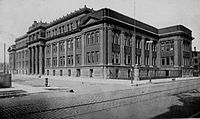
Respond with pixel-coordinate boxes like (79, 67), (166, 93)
(192, 47), (200, 76)
(8, 6), (194, 79)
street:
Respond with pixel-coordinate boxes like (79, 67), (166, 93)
(0, 76), (200, 119)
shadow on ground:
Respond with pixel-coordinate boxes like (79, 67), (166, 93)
(152, 90), (200, 118)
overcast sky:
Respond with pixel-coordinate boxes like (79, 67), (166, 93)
(0, 0), (200, 62)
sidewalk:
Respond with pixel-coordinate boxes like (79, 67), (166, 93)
(1, 75), (199, 98)
(13, 74), (200, 86)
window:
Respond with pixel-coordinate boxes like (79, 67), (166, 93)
(76, 20), (79, 28)
(170, 56), (174, 65)
(52, 57), (57, 67)
(161, 43), (165, 52)
(91, 33), (95, 45)
(96, 51), (100, 63)
(70, 23), (73, 30)
(68, 70), (71, 76)
(116, 69), (119, 78)
(113, 33), (119, 45)
(59, 56), (65, 66)
(161, 57), (165, 65)
(59, 41), (65, 52)
(166, 57), (170, 65)
(91, 51), (95, 63)
(60, 70), (63, 76)
(67, 55), (73, 66)
(52, 43), (57, 53)
(170, 42), (174, 51)
(46, 58), (51, 67)
(87, 52), (90, 63)
(166, 43), (170, 51)
(67, 39), (73, 49)
(90, 69), (93, 77)
(47, 70), (49, 75)
(76, 36), (81, 48)
(55, 28), (57, 35)
(67, 24), (70, 31)
(76, 69), (81, 77)
(86, 34), (90, 45)
(95, 31), (100, 44)
(136, 38), (141, 49)
(53, 70), (55, 76)
(76, 54), (81, 65)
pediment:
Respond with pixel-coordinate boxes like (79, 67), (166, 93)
(84, 18), (97, 25)
(82, 16), (100, 26)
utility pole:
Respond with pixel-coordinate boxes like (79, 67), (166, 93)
(4, 43), (6, 74)
(131, 0), (136, 84)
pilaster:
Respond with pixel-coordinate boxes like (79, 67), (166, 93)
(73, 38), (76, 67)
(65, 40), (68, 67)
(107, 27), (112, 65)
(35, 45), (38, 74)
(131, 35), (136, 66)
(149, 40), (153, 67)
(120, 32), (125, 66)
(141, 36), (145, 66)
(174, 39), (179, 67)
(81, 33), (85, 66)
(31, 47), (35, 74)
(100, 28), (104, 65)
(39, 45), (44, 75)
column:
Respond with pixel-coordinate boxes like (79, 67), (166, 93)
(35, 45), (38, 74)
(57, 42), (59, 67)
(51, 43), (53, 67)
(120, 32), (125, 65)
(149, 41), (153, 67)
(81, 33), (85, 65)
(39, 45), (44, 75)
(31, 47), (34, 74)
(73, 38), (76, 66)
(100, 28), (104, 65)
(174, 39), (179, 67)
(28, 48), (31, 75)
(65, 40), (68, 67)
(180, 38), (184, 67)
(107, 27), (112, 65)
(131, 35), (136, 66)
(156, 41), (161, 67)
(141, 36), (145, 66)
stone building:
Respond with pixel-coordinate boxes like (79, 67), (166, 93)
(192, 47), (200, 76)
(8, 6), (194, 79)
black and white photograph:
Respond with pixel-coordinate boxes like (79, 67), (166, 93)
(0, 0), (200, 118)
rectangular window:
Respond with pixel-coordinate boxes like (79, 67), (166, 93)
(96, 51), (100, 63)
(170, 56), (174, 65)
(60, 70), (63, 76)
(91, 33), (94, 45)
(76, 69), (81, 77)
(87, 52), (90, 63)
(161, 57), (165, 65)
(76, 54), (81, 65)
(76, 37), (81, 48)
(95, 31), (100, 44)
(166, 57), (170, 65)
(161, 44), (165, 52)
(170, 42), (174, 51)
(68, 70), (71, 76)
(87, 34), (90, 45)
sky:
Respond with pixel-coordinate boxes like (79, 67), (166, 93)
(0, 0), (200, 62)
